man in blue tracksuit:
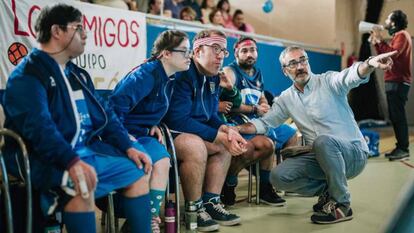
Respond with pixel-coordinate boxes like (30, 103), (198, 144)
(164, 29), (273, 232)
(3, 4), (152, 233)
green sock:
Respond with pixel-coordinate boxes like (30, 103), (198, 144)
(150, 189), (165, 217)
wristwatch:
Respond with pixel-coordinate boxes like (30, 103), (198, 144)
(365, 56), (375, 68)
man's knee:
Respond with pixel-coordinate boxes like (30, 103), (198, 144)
(154, 157), (170, 171)
(175, 133), (208, 164)
(65, 194), (95, 212)
(124, 175), (150, 197)
(252, 135), (274, 155)
(313, 135), (336, 153)
(270, 167), (293, 189)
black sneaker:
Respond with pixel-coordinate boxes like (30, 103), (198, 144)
(311, 201), (353, 224)
(204, 198), (241, 226)
(196, 207), (220, 232)
(388, 148), (410, 161)
(221, 183), (236, 206)
(259, 183), (286, 207)
(384, 148), (398, 158)
(313, 191), (330, 212)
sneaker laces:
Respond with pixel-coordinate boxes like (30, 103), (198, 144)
(151, 216), (161, 233)
(321, 200), (336, 214)
(211, 202), (231, 216)
(198, 207), (213, 221)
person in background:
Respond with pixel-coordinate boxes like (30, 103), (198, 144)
(147, 0), (162, 15)
(370, 10), (412, 161)
(180, 6), (198, 21)
(183, 0), (202, 21)
(226, 9), (255, 33)
(200, 0), (216, 24)
(209, 8), (225, 27)
(164, 0), (185, 19)
(217, 0), (232, 26)
(235, 46), (396, 224)
(3, 4), (153, 232)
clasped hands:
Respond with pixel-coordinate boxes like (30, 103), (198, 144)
(217, 125), (248, 156)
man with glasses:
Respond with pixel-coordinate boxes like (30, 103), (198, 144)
(234, 46), (397, 224)
(164, 29), (248, 231)
(220, 36), (297, 207)
(3, 4), (153, 232)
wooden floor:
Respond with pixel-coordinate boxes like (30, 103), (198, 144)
(96, 127), (414, 233)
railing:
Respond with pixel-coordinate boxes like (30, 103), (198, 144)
(146, 14), (339, 54)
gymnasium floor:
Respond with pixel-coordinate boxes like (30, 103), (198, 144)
(98, 127), (414, 233)
(217, 127), (414, 233)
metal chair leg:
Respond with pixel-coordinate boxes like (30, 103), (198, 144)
(247, 162), (260, 205)
(247, 164), (253, 203)
(106, 192), (118, 233)
(0, 154), (13, 233)
(161, 123), (180, 233)
(255, 162), (260, 205)
(0, 128), (32, 233)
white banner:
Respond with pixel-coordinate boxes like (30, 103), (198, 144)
(0, 0), (147, 89)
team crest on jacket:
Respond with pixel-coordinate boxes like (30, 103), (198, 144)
(256, 80), (262, 88)
(209, 81), (216, 94)
(49, 76), (56, 87)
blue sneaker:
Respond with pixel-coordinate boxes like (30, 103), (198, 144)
(204, 197), (241, 226)
(196, 207), (219, 232)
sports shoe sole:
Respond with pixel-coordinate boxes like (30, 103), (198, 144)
(311, 215), (353, 224)
(215, 217), (241, 226)
(389, 156), (410, 161)
(260, 198), (287, 207)
(197, 224), (220, 232)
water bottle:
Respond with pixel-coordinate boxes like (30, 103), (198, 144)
(164, 200), (176, 233)
(184, 201), (197, 233)
(44, 215), (61, 233)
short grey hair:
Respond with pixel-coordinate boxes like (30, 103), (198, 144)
(278, 46), (308, 67)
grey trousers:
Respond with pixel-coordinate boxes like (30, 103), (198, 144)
(270, 135), (368, 204)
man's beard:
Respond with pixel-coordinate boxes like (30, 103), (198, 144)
(238, 59), (256, 70)
(288, 69), (309, 84)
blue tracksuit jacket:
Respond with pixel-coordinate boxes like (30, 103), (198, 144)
(3, 48), (132, 190)
(109, 59), (175, 137)
(164, 61), (224, 142)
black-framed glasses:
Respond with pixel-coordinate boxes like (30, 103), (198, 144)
(203, 44), (229, 58)
(283, 57), (308, 69)
(60, 24), (86, 34)
(170, 49), (193, 58)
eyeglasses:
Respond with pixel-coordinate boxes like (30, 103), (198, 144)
(203, 44), (229, 58)
(283, 57), (308, 69)
(170, 49), (193, 58)
(60, 24), (86, 34)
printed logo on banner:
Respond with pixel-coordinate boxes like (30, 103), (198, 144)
(0, 0), (147, 90)
(8, 42), (28, 66)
